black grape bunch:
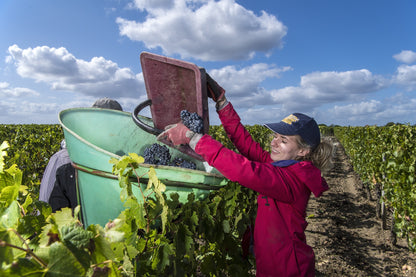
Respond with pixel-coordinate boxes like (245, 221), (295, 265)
(170, 157), (197, 170)
(142, 143), (197, 169)
(180, 110), (204, 134)
(142, 143), (171, 166)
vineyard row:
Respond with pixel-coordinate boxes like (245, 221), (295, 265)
(326, 124), (416, 251)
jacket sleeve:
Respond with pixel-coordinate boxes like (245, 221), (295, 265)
(195, 135), (296, 203)
(217, 103), (272, 163)
(39, 153), (59, 203)
(39, 149), (71, 203)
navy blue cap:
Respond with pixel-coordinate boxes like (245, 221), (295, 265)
(264, 113), (321, 149)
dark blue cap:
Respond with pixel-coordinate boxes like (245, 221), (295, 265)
(264, 113), (321, 149)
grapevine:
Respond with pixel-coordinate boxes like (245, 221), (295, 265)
(334, 124), (416, 250)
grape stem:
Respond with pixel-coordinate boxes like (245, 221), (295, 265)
(1, 229), (48, 269)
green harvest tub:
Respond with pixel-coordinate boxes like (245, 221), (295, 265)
(59, 107), (227, 227)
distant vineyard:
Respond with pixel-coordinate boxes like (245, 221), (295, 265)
(0, 124), (64, 197)
(333, 124), (416, 250)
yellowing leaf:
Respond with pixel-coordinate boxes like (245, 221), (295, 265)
(0, 141), (9, 172)
(48, 208), (79, 229)
(128, 152), (144, 164)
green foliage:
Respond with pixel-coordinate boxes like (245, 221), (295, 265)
(335, 125), (416, 250)
(0, 124), (64, 200)
(106, 152), (257, 275)
(319, 125), (335, 136)
(210, 124), (273, 152)
(0, 122), (258, 276)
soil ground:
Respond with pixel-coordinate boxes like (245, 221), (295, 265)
(306, 137), (416, 276)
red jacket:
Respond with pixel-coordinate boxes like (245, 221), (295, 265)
(195, 103), (328, 276)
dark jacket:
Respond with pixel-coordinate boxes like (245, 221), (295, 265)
(48, 163), (77, 213)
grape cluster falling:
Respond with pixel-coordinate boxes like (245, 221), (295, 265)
(142, 143), (171, 165)
(142, 143), (197, 169)
(180, 110), (204, 134)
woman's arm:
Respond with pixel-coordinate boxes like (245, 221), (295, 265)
(217, 102), (272, 163)
(195, 135), (296, 203)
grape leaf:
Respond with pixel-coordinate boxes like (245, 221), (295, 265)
(1, 200), (20, 229)
(0, 141), (9, 172)
(61, 224), (94, 249)
(47, 241), (87, 276)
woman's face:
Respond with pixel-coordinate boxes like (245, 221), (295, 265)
(269, 133), (308, 161)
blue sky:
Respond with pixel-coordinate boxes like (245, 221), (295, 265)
(1, 0), (415, 126)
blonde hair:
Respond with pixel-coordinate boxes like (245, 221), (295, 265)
(295, 136), (334, 174)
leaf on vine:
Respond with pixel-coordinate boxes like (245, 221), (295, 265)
(87, 224), (116, 263)
(1, 200), (20, 229)
(0, 141), (9, 172)
(0, 185), (20, 209)
(122, 197), (146, 229)
(21, 194), (32, 212)
(122, 247), (135, 275)
(222, 220), (231, 234)
(11, 257), (47, 276)
(51, 208), (79, 227)
(104, 230), (125, 243)
(61, 224), (94, 249)
(147, 168), (166, 193)
(127, 152), (144, 165)
(190, 211), (198, 227)
(174, 224), (193, 257)
(160, 205), (169, 234)
(47, 231), (60, 246)
(91, 265), (110, 277)
(151, 243), (173, 271)
(47, 241), (87, 276)
(126, 244), (139, 260)
(147, 168), (168, 232)
(5, 164), (23, 189)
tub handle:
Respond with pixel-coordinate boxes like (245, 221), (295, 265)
(132, 99), (164, 135)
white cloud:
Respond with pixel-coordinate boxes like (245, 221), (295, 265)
(205, 66), (390, 124)
(239, 106), (288, 124)
(394, 64), (416, 90)
(18, 101), (60, 114)
(117, 0), (287, 61)
(130, 0), (174, 12)
(0, 96), (117, 123)
(330, 100), (383, 116)
(393, 50), (416, 64)
(270, 69), (387, 111)
(0, 82), (40, 97)
(209, 63), (291, 96)
(326, 93), (416, 126)
(7, 45), (145, 98)
(203, 63), (292, 112)
(205, 66), (391, 126)
(300, 70), (387, 95)
(0, 99), (58, 117)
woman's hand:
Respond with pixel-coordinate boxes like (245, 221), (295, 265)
(157, 122), (195, 146)
(206, 73), (225, 102)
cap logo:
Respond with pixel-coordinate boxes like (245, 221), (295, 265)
(281, 114), (299, 125)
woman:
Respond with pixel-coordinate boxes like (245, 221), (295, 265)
(158, 80), (333, 276)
